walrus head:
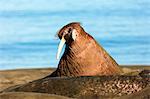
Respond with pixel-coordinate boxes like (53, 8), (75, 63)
(50, 22), (122, 77)
(56, 22), (86, 59)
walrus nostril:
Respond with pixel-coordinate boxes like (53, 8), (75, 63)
(68, 27), (72, 33)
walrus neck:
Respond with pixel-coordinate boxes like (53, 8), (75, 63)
(66, 34), (90, 58)
(55, 35), (90, 76)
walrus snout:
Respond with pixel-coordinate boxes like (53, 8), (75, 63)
(56, 24), (79, 59)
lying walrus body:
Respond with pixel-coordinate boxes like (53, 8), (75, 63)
(2, 75), (149, 98)
(118, 86), (150, 99)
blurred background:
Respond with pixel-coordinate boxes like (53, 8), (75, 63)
(0, 0), (150, 70)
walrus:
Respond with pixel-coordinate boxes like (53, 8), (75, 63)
(2, 75), (150, 98)
(49, 22), (122, 77)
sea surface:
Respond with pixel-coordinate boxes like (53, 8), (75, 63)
(0, 0), (150, 70)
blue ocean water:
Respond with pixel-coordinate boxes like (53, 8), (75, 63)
(0, 0), (150, 70)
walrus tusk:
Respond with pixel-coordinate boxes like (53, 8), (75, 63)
(56, 36), (66, 59)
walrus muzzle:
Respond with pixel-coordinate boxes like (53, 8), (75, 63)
(56, 29), (77, 59)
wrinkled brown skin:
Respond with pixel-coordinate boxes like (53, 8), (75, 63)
(49, 22), (122, 77)
(2, 75), (150, 98)
(117, 86), (150, 99)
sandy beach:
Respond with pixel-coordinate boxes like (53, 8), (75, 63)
(0, 65), (149, 99)
(0, 68), (54, 91)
